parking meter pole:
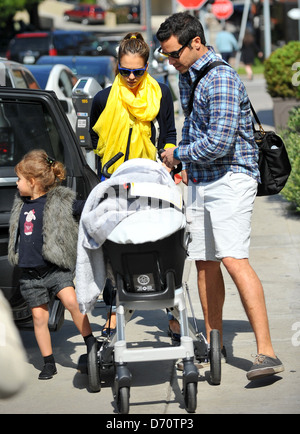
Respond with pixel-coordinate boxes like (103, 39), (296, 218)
(72, 77), (102, 173)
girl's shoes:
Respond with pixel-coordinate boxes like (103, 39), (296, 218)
(38, 363), (57, 380)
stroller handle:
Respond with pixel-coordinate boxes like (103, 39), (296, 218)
(102, 152), (124, 178)
(158, 149), (182, 176)
(102, 149), (182, 179)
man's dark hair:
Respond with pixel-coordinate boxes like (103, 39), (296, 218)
(156, 12), (206, 46)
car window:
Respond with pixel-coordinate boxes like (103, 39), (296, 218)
(73, 61), (115, 84)
(22, 70), (39, 89)
(53, 34), (76, 51)
(58, 70), (76, 98)
(0, 98), (64, 218)
(10, 69), (28, 89)
(0, 99), (64, 168)
(3, 70), (13, 87)
(12, 36), (50, 51)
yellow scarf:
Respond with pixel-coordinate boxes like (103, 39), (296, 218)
(93, 72), (162, 174)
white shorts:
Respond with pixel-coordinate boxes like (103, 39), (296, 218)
(186, 172), (257, 261)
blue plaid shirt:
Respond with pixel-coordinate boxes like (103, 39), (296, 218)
(178, 47), (260, 183)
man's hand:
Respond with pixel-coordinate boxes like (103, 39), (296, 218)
(161, 147), (180, 169)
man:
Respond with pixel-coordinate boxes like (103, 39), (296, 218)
(215, 24), (238, 63)
(157, 12), (284, 381)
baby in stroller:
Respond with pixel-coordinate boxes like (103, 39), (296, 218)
(76, 158), (199, 413)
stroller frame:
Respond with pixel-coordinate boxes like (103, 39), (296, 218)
(80, 231), (221, 414)
(77, 159), (221, 414)
(113, 285), (198, 414)
(99, 226), (199, 414)
(81, 277), (221, 414)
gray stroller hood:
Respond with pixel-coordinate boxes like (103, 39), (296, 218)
(76, 159), (186, 314)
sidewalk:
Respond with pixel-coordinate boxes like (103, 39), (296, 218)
(1, 78), (299, 416)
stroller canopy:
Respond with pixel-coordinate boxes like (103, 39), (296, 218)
(76, 159), (186, 313)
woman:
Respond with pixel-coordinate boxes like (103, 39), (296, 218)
(90, 32), (176, 175)
(90, 32), (179, 337)
(241, 31), (263, 80)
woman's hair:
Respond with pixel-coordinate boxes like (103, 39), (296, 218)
(243, 31), (254, 45)
(15, 149), (66, 192)
(118, 32), (150, 65)
(156, 12), (206, 46)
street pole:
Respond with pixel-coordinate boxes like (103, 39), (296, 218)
(263, 0), (272, 58)
(145, 0), (153, 74)
(172, 0), (178, 13)
(199, 7), (209, 44)
(235, 0), (251, 69)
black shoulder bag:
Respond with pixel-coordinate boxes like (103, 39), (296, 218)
(250, 103), (291, 196)
(187, 61), (292, 196)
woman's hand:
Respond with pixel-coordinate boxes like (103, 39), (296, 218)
(161, 147), (180, 169)
(181, 170), (188, 185)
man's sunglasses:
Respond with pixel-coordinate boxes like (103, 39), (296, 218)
(118, 64), (147, 77)
(158, 39), (192, 59)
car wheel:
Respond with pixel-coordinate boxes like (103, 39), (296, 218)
(81, 18), (89, 25)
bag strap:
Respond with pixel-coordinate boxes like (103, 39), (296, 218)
(187, 60), (226, 115)
(250, 102), (266, 136)
(187, 60), (265, 140)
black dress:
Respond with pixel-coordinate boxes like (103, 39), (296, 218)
(241, 41), (260, 65)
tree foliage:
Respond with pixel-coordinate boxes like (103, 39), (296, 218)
(280, 107), (300, 212)
(264, 41), (300, 99)
(0, 0), (43, 29)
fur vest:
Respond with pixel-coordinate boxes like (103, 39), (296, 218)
(8, 186), (78, 272)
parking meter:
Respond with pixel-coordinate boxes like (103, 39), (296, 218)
(72, 77), (102, 172)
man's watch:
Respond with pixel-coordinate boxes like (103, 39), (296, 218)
(173, 147), (180, 161)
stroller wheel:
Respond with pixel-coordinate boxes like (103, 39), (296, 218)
(87, 340), (101, 393)
(117, 386), (130, 414)
(183, 382), (197, 413)
(209, 329), (221, 385)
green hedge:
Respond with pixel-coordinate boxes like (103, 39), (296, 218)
(264, 41), (300, 99)
(280, 107), (300, 211)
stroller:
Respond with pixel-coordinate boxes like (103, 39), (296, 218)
(76, 158), (221, 414)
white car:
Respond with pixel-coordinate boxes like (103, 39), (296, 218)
(0, 57), (40, 89)
(26, 63), (78, 130)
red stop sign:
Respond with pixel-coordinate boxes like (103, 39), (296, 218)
(176, 0), (208, 9)
(211, 0), (234, 20)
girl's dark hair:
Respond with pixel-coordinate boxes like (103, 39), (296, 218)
(156, 12), (206, 46)
(15, 149), (66, 192)
(118, 32), (150, 65)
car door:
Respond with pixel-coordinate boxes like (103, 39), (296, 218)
(0, 87), (99, 329)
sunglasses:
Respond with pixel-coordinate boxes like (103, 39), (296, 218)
(158, 39), (192, 59)
(118, 64), (147, 77)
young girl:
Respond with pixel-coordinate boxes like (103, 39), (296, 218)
(8, 149), (95, 380)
